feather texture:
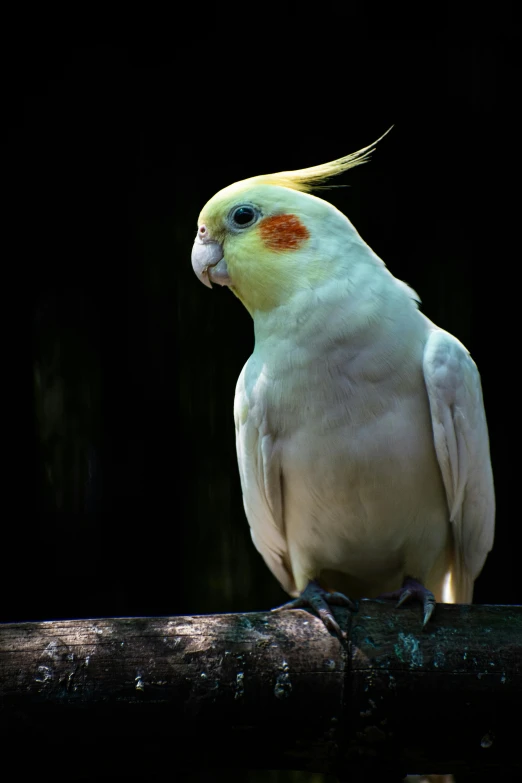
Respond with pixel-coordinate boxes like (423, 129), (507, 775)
(239, 127), (393, 193)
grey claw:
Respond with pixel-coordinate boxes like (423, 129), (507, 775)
(271, 581), (354, 639)
(271, 598), (303, 613)
(320, 612), (341, 636)
(422, 598), (436, 627)
(325, 592), (358, 611)
(396, 589), (412, 608)
(319, 610), (348, 639)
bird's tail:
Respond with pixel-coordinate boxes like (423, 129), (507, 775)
(442, 552), (474, 605)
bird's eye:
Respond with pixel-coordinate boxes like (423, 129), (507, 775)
(230, 205), (257, 228)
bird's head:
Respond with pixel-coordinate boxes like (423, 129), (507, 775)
(191, 131), (390, 315)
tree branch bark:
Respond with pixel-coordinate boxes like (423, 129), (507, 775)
(1, 601), (520, 779)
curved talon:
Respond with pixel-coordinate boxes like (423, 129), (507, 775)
(323, 591), (358, 610)
(272, 597), (307, 612)
(422, 594), (436, 626)
(396, 589), (413, 608)
(377, 577), (436, 628)
(271, 580), (355, 638)
(316, 605), (343, 637)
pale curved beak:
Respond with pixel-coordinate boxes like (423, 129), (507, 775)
(191, 236), (231, 289)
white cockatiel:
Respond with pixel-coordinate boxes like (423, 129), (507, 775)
(191, 134), (495, 635)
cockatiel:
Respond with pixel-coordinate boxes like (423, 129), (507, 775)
(191, 133), (495, 636)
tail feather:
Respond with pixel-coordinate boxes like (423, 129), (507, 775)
(443, 554), (474, 604)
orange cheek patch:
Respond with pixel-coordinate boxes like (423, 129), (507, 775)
(259, 214), (310, 251)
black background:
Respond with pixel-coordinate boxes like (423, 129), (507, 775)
(4, 40), (519, 628)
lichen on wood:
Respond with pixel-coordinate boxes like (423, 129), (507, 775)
(1, 601), (520, 779)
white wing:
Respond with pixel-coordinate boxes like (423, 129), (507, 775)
(423, 329), (495, 602)
(234, 364), (296, 596)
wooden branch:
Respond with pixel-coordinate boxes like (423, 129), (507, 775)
(1, 601), (520, 779)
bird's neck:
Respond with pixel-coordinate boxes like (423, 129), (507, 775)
(252, 255), (419, 367)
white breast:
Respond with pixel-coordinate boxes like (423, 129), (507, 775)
(243, 271), (452, 598)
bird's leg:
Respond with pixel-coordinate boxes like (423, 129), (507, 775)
(377, 576), (436, 626)
(272, 579), (357, 637)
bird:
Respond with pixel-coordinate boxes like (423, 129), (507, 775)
(190, 131), (495, 639)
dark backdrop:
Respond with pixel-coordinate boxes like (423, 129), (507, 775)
(4, 42), (518, 628)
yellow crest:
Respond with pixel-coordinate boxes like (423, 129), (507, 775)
(243, 127), (393, 193)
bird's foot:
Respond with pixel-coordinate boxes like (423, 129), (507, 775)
(377, 576), (436, 627)
(272, 580), (357, 638)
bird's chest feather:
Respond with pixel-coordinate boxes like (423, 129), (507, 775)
(244, 335), (449, 582)
(260, 354), (438, 497)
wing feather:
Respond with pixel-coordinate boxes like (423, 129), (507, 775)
(234, 365), (296, 596)
(423, 329), (495, 601)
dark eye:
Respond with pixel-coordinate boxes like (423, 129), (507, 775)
(230, 205), (257, 228)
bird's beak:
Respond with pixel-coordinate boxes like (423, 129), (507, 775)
(191, 235), (231, 289)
